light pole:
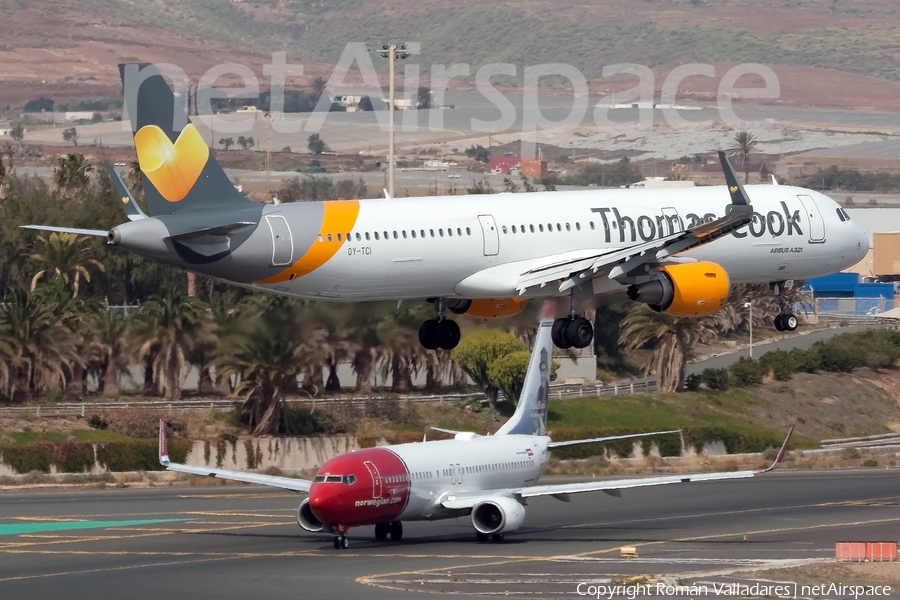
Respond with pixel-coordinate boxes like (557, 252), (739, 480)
(378, 43), (410, 198)
(744, 302), (753, 358)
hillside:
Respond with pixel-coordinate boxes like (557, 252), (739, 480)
(2, 0), (900, 108)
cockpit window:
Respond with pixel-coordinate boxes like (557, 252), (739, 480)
(841, 209), (851, 221)
(313, 474), (356, 484)
(836, 208), (846, 222)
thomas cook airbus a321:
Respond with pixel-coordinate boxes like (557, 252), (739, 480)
(157, 301), (794, 549)
(24, 63), (868, 349)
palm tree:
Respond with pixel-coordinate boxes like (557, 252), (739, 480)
(29, 232), (105, 297)
(53, 154), (92, 197)
(87, 310), (129, 397)
(129, 287), (217, 401)
(345, 303), (391, 394)
(217, 297), (325, 434)
(729, 131), (759, 185)
(377, 306), (424, 394)
(0, 286), (83, 401)
(618, 305), (720, 392)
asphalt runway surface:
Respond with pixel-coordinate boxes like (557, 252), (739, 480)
(0, 469), (898, 599)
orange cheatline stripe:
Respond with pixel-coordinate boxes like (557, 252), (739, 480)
(259, 200), (360, 284)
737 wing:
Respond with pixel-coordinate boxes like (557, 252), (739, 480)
(516, 151), (752, 295)
(442, 426), (793, 510)
(158, 420), (311, 493)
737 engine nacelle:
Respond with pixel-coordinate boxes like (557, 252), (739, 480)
(445, 298), (528, 319)
(626, 261), (730, 318)
(471, 496), (526, 535)
(297, 498), (332, 533)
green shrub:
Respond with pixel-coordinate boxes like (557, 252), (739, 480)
(0, 444), (53, 474)
(771, 360), (794, 381)
(815, 339), (861, 372)
(701, 367), (731, 390)
(53, 443), (96, 473)
(97, 439), (189, 472)
(789, 348), (820, 373)
(759, 349), (794, 379)
(729, 356), (765, 386)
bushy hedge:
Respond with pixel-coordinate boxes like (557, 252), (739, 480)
(753, 329), (900, 382)
(729, 356), (765, 386)
(701, 367), (731, 390)
(0, 439), (190, 474)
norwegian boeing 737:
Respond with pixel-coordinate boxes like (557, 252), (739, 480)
(158, 302), (793, 549)
(25, 64), (868, 349)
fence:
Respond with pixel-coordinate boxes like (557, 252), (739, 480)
(815, 296), (893, 317)
(0, 379), (661, 417)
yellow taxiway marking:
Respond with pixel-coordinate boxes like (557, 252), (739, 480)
(0, 555), (244, 583)
(177, 493), (296, 499)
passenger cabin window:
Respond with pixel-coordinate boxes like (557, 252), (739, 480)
(466, 227), (472, 235)
(356, 233), (361, 241)
(327, 234), (333, 242)
(374, 232), (380, 240)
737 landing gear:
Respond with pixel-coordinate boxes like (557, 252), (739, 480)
(419, 299), (461, 350)
(333, 525), (350, 550)
(773, 281), (799, 332)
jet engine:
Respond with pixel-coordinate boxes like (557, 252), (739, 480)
(445, 298), (528, 319)
(471, 496), (526, 535)
(297, 498), (331, 533)
(626, 261), (730, 318)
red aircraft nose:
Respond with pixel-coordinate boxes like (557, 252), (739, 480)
(308, 483), (344, 524)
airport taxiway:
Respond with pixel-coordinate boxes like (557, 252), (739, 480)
(0, 469), (897, 599)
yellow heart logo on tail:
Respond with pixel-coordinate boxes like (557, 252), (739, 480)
(134, 123), (209, 203)
(729, 185), (738, 194)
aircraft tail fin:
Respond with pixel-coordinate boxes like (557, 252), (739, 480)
(119, 63), (254, 217)
(495, 301), (555, 437)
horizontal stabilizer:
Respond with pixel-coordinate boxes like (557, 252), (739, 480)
(20, 225), (108, 237)
(107, 165), (147, 221)
(166, 222), (256, 242)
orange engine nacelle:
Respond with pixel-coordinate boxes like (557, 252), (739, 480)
(626, 261), (730, 317)
(446, 298), (528, 319)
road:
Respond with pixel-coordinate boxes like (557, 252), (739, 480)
(0, 469), (897, 599)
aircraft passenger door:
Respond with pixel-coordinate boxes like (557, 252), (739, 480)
(477, 214), (499, 256)
(363, 461), (383, 499)
(661, 207), (683, 236)
(796, 195), (825, 243)
(265, 215), (294, 266)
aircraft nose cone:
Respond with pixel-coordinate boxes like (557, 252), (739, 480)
(309, 484), (342, 523)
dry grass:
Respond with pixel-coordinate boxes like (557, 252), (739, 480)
(739, 561), (900, 588)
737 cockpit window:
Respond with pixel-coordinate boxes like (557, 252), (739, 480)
(313, 475), (356, 484)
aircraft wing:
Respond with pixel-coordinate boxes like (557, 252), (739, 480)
(442, 426), (793, 510)
(158, 420), (311, 493)
(516, 151), (753, 295)
(546, 429), (680, 449)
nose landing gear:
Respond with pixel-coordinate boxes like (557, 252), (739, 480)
(773, 281), (799, 332)
(333, 524), (350, 550)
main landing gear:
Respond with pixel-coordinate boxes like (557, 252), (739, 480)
(773, 281), (799, 332)
(475, 532), (505, 543)
(419, 299), (461, 350)
(551, 292), (594, 350)
(374, 521), (403, 542)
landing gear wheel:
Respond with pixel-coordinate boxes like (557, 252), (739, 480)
(389, 521), (403, 542)
(784, 313), (798, 331)
(774, 315), (786, 332)
(565, 317), (593, 349)
(374, 523), (389, 541)
(552, 318), (572, 349)
(334, 535), (349, 550)
(475, 532), (489, 542)
(435, 320), (461, 350)
(418, 320), (439, 350)
(491, 533), (505, 543)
